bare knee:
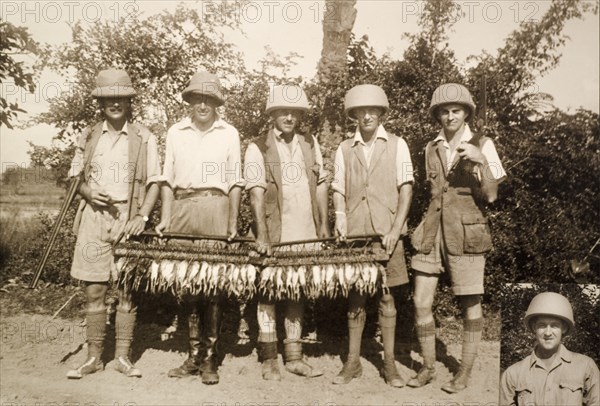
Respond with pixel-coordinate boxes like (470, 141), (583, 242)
(379, 293), (396, 317)
(459, 295), (482, 319)
(117, 290), (136, 313)
(85, 282), (108, 311)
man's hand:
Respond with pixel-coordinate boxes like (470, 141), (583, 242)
(318, 221), (331, 239)
(155, 218), (170, 237)
(335, 212), (347, 242)
(81, 186), (110, 207)
(123, 215), (146, 238)
(382, 229), (402, 255)
(227, 220), (238, 241)
(255, 234), (272, 256)
(458, 141), (485, 165)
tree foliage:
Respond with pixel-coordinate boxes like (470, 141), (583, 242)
(0, 20), (38, 128)
(21, 0), (600, 301)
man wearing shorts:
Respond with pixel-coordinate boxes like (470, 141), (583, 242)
(157, 70), (244, 385)
(331, 84), (414, 387)
(66, 69), (161, 379)
(408, 83), (506, 393)
(245, 85), (330, 380)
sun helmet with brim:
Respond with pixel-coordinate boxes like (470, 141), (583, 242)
(91, 69), (136, 98)
(524, 292), (575, 335)
(344, 84), (389, 119)
(181, 71), (224, 106)
(429, 83), (476, 121)
(265, 85), (310, 115)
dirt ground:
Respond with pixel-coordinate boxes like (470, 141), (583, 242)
(1, 312), (500, 406)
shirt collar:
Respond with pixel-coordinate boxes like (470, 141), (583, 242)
(529, 344), (572, 368)
(272, 127), (298, 146)
(102, 120), (129, 135)
(176, 115), (226, 132)
(352, 124), (388, 146)
(433, 123), (473, 146)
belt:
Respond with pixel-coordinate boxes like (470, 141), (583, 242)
(174, 188), (226, 200)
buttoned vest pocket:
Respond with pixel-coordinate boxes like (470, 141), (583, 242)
(462, 213), (493, 254)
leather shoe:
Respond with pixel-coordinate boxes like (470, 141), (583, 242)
(407, 366), (436, 388)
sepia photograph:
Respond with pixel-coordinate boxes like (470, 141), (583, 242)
(1, 1), (599, 405)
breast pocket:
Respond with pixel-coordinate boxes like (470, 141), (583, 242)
(559, 380), (584, 406)
(462, 213), (493, 254)
(515, 385), (535, 406)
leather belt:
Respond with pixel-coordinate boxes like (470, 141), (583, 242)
(174, 188), (226, 200)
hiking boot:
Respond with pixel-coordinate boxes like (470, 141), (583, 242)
(286, 359), (324, 378)
(407, 366), (436, 388)
(167, 357), (200, 377)
(332, 357), (362, 384)
(115, 356), (142, 378)
(441, 368), (470, 393)
(383, 359), (405, 388)
(261, 358), (281, 381)
(66, 357), (104, 379)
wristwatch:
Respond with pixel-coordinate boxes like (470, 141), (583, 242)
(137, 214), (149, 222)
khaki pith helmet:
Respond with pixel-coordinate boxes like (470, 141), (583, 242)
(91, 69), (136, 98)
(524, 292), (575, 335)
(182, 71), (224, 105)
(429, 83), (476, 120)
(344, 84), (389, 118)
(265, 85), (310, 115)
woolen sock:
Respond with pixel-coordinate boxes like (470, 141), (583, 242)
(416, 320), (436, 368)
(86, 309), (107, 359)
(460, 317), (483, 372)
(115, 309), (136, 359)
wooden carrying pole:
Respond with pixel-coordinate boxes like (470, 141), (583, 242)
(29, 176), (81, 289)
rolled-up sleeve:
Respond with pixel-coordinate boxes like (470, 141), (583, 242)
(481, 139), (507, 181)
(145, 133), (162, 185)
(396, 137), (414, 187)
(244, 143), (266, 191)
(331, 145), (345, 196)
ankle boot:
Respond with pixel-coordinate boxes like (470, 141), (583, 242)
(168, 312), (203, 378)
(199, 300), (221, 385)
(332, 308), (365, 384)
(114, 309), (141, 378)
(66, 309), (106, 379)
(407, 321), (436, 387)
(258, 341), (281, 381)
(284, 339), (323, 378)
(379, 294), (404, 388)
(441, 317), (482, 393)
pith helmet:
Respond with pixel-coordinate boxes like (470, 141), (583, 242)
(429, 83), (476, 120)
(524, 292), (575, 335)
(344, 84), (389, 118)
(265, 85), (310, 115)
(91, 69), (136, 98)
(182, 71), (224, 105)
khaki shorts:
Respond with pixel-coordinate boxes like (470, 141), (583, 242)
(71, 203), (128, 283)
(411, 226), (485, 295)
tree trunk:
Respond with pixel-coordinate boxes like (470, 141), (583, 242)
(317, 0), (357, 80)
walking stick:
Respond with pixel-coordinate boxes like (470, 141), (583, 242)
(29, 176), (82, 289)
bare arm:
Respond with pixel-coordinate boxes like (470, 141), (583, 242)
(316, 182), (331, 238)
(333, 190), (347, 240)
(249, 187), (271, 255)
(155, 183), (173, 236)
(227, 185), (242, 239)
(382, 182), (413, 254)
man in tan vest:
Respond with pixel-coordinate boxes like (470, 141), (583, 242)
(409, 83), (506, 393)
(331, 84), (414, 387)
(245, 85), (330, 380)
(66, 69), (161, 379)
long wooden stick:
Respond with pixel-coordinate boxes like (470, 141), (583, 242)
(29, 176), (81, 289)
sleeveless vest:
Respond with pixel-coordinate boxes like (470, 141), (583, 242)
(340, 133), (402, 235)
(73, 122), (152, 233)
(254, 130), (320, 243)
(412, 133), (493, 255)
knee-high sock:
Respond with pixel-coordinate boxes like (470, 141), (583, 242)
(284, 300), (304, 342)
(86, 309), (107, 359)
(378, 293), (397, 361)
(416, 320), (436, 368)
(460, 318), (483, 372)
(347, 291), (367, 358)
(115, 309), (136, 358)
(257, 301), (277, 343)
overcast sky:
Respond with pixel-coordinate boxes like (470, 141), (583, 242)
(1, 0), (598, 168)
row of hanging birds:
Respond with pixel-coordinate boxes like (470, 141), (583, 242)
(116, 257), (386, 299)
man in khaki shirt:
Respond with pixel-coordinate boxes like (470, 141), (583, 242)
(500, 292), (600, 405)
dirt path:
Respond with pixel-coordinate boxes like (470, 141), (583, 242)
(1, 314), (499, 405)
